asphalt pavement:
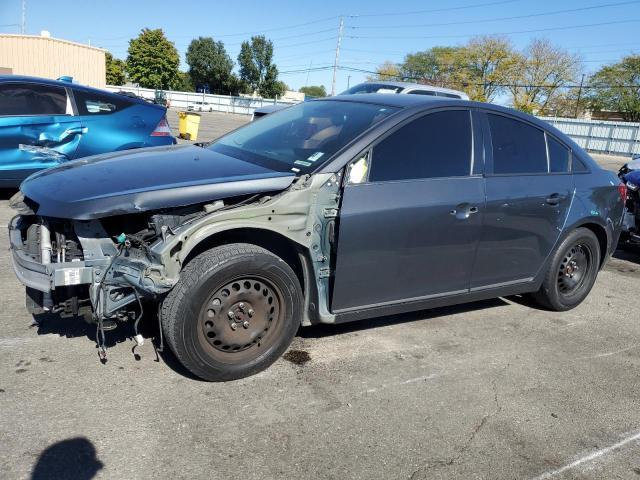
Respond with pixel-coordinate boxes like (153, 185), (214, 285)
(1, 111), (639, 480)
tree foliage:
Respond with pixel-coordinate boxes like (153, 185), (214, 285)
(238, 36), (284, 98)
(105, 52), (126, 86)
(186, 37), (234, 94)
(369, 37), (581, 111)
(455, 36), (517, 102)
(400, 47), (462, 88)
(125, 28), (181, 89)
(299, 85), (327, 97)
(366, 61), (401, 82)
(506, 39), (580, 114)
(589, 55), (640, 122)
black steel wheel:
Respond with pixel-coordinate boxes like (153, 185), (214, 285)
(198, 276), (283, 363)
(161, 243), (303, 381)
(533, 228), (601, 311)
(556, 243), (593, 297)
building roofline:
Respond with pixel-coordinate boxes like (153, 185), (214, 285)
(0, 34), (106, 53)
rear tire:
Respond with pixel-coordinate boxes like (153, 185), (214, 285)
(160, 243), (303, 381)
(532, 228), (601, 311)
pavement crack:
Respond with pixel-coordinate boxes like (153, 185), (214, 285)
(407, 370), (505, 479)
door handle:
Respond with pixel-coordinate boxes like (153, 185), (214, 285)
(450, 204), (479, 220)
(546, 193), (561, 206)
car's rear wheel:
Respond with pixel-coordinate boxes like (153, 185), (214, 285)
(160, 243), (303, 381)
(532, 228), (601, 311)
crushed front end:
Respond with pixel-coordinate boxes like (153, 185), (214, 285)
(8, 198), (184, 355)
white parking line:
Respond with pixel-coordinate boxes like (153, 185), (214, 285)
(577, 344), (640, 360)
(531, 430), (640, 479)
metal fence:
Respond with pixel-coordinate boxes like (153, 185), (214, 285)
(539, 116), (640, 157)
(105, 85), (297, 116)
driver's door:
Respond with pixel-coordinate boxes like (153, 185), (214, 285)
(331, 109), (485, 312)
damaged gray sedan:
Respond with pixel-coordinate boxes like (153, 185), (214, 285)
(9, 95), (625, 381)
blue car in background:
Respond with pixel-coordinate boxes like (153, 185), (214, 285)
(0, 76), (176, 187)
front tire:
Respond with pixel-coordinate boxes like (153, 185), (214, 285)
(532, 228), (601, 311)
(161, 243), (303, 381)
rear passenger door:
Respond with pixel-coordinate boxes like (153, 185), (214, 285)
(331, 108), (485, 312)
(471, 112), (573, 290)
(0, 82), (83, 184)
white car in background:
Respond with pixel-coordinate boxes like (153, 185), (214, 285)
(251, 81), (469, 120)
(341, 81), (470, 99)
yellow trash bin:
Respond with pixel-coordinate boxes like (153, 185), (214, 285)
(178, 111), (201, 141)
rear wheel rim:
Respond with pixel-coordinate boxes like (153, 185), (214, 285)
(557, 243), (593, 298)
(197, 276), (283, 364)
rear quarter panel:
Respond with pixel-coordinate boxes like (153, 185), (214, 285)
(74, 103), (172, 158)
(567, 168), (624, 258)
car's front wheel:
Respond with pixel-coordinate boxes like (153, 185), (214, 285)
(160, 243), (303, 381)
(532, 227), (601, 311)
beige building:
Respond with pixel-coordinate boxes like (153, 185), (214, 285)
(0, 33), (106, 88)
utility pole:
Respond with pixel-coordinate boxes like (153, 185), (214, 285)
(347, 75), (351, 89)
(305, 60), (313, 87)
(21, 0), (26, 34)
(574, 73), (585, 119)
(331, 16), (344, 96)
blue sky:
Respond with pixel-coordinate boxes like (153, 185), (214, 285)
(1, 0), (639, 93)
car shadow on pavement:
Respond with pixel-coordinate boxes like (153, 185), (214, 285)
(613, 247), (640, 265)
(31, 436), (103, 480)
(0, 188), (18, 200)
(33, 312), (131, 348)
(298, 298), (509, 339)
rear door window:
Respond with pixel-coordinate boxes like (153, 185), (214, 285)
(0, 83), (68, 115)
(547, 134), (570, 173)
(488, 114), (547, 174)
(369, 110), (472, 182)
(406, 90), (436, 96)
(73, 89), (132, 115)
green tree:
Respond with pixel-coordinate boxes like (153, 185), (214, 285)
(238, 36), (284, 97)
(186, 37), (234, 94)
(506, 39), (581, 114)
(126, 28), (181, 89)
(299, 85), (326, 97)
(455, 36), (517, 102)
(589, 55), (640, 122)
(400, 47), (462, 88)
(105, 52), (126, 86)
(176, 71), (195, 92)
(366, 61), (401, 82)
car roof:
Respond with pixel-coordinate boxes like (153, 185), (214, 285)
(345, 81), (469, 98)
(0, 75), (161, 108)
(320, 94), (575, 138)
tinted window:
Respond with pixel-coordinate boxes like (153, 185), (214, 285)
(0, 83), (67, 115)
(547, 135), (570, 173)
(341, 83), (403, 95)
(488, 114), (547, 174)
(407, 90), (436, 96)
(437, 92), (462, 99)
(369, 110), (472, 182)
(572, 154), (589, 172)
(73, 89), (132, 115)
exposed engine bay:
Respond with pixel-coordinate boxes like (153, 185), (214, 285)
(9, 173), (341, 359)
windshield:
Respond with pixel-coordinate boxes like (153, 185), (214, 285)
(210, 100), (398, 173)
(340, 83), (404, 95)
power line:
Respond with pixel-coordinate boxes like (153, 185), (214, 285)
(348, 1), (639, 29)
(348, 19), (640, 40)
(336, 65), (640, 89)
(347, 0), (523, 18)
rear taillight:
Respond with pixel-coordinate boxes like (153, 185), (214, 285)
(151, 116), (172, 136)
(618, 183), (627, 202)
